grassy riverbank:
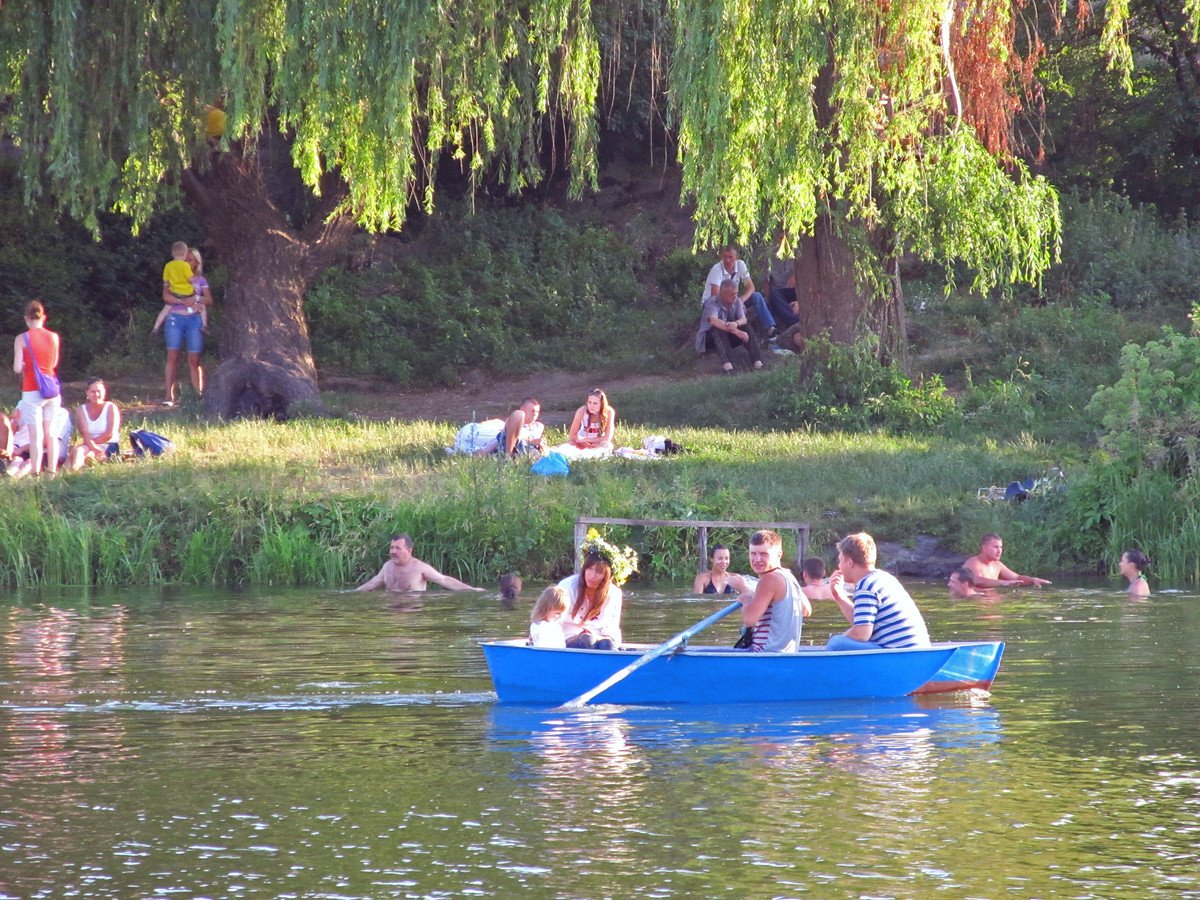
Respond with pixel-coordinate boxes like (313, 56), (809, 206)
(0, 400), (1064, 588)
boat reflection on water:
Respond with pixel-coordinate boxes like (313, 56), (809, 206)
(488, 694), (1001, 770)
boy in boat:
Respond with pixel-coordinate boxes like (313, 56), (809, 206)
(357, 534), (483, 593)
(737, 530), (810, 652)
(963, 533), (1052, 588)
(827, 532), (930, 650)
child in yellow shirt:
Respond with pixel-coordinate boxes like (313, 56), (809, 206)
(153, 241), (208, 333)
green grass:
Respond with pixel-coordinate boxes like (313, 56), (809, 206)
(0, 408), (1060, 588)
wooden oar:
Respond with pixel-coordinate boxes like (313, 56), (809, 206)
(558, 600), (743, 709)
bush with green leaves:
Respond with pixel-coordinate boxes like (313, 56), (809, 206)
(763, 336), (959, 433)
(1048, 188), (1200, 314)
(305, 203), (682, 384)
(1086, 330), (1200, 478)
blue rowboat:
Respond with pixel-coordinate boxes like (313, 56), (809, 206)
(480, 640), (1005, 705)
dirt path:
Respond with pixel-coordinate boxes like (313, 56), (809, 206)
(98, 367), (706, 427)
(322, 368), (701, 426)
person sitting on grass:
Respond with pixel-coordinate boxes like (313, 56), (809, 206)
(475, 397), (545, 457)
(557, 388), (616, 453)
(1118, 549), (1150, 598)
(701, 246), (778, 339)
(693, 544), (749, 596)
(3, 404), (72, 479)
(695, 280), (764, 374)
(68, 377), (121, 471)
(529, 586), (569, 648)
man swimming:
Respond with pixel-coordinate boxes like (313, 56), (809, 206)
(357, 534), (483, 593)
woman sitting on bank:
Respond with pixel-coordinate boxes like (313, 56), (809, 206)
(68, 377), (121, 471)
(555, 530), (638, 650)
(559, 388), (616, 454)
(693, 544), (748, 596)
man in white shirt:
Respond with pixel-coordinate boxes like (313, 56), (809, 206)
(476, 397), (545, 457)
(701, 247), (778, 338)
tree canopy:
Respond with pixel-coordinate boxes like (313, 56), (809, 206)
(3, 0), (1197, 312)
(2, 0), (601, 234)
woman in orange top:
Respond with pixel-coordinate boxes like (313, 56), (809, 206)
(12, 300), (62, 476)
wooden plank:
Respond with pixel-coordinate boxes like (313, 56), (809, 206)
(576, 516), (809, 531)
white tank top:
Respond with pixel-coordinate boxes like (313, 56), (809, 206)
(82, 402), (115, 439)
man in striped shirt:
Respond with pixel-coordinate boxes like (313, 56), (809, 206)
(826, 532), (930, 651)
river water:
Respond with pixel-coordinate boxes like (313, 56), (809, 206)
(1, 582), (1197, 898)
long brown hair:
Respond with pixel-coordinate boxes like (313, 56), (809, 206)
(572, 551), (613, 621)
(583, 388), (611, 434)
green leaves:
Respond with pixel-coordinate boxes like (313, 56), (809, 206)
(1, 0), (601, 233)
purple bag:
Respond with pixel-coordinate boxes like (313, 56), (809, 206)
(22, 333), (60, 399)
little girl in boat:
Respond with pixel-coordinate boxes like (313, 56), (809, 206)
(529, 586), (568, 648)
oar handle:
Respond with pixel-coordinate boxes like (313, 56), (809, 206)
(559, 600), (742, 709)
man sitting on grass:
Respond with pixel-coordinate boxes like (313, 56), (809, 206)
(475, 397), (545, 457)
(695, 280), (764, 375)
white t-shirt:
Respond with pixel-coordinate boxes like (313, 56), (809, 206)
(529, 619), (566, 648)
(702, 259), (752, 304)
(11, 406), (72, 460)
(555, 573), (624, 645)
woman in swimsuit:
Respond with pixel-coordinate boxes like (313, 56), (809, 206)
(693, 544), (748, 595)
(1119, 549), (1150, 598)
(565, 388), (616, 451)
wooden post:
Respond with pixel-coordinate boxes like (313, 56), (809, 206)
(573, 521), (587, 574)
(697, 526), (709, 573)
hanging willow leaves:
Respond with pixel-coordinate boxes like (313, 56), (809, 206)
(1, 0), (1194, 290)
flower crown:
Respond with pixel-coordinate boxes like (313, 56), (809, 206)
(579, 527), (639, 586)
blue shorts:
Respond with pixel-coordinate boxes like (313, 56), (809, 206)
(163, 312), (204, 353)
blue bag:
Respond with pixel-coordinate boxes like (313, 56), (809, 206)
(530, 451), (570, 477)
(130, 429), (175, 457)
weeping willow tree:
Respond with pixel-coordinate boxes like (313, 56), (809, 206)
(0, 0), (600, 416)
(1, 0), (1195, 411)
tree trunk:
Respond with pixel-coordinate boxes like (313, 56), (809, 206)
(182, 149), (354, 419)
(792, 211), (865, 345)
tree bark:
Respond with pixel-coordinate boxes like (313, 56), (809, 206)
(181, 149), (354, 419)
(792, 211), (865, 345)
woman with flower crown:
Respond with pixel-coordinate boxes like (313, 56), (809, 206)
(556, 530), (637, 650)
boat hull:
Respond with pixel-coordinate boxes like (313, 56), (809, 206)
(481, 640), (1005, 705)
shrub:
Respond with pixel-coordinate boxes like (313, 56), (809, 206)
(1086, 330), (1200, 477)
(305, 203), (668, 384)
(1049, 188), (1200, 314)
(763, 336), (959, 433)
